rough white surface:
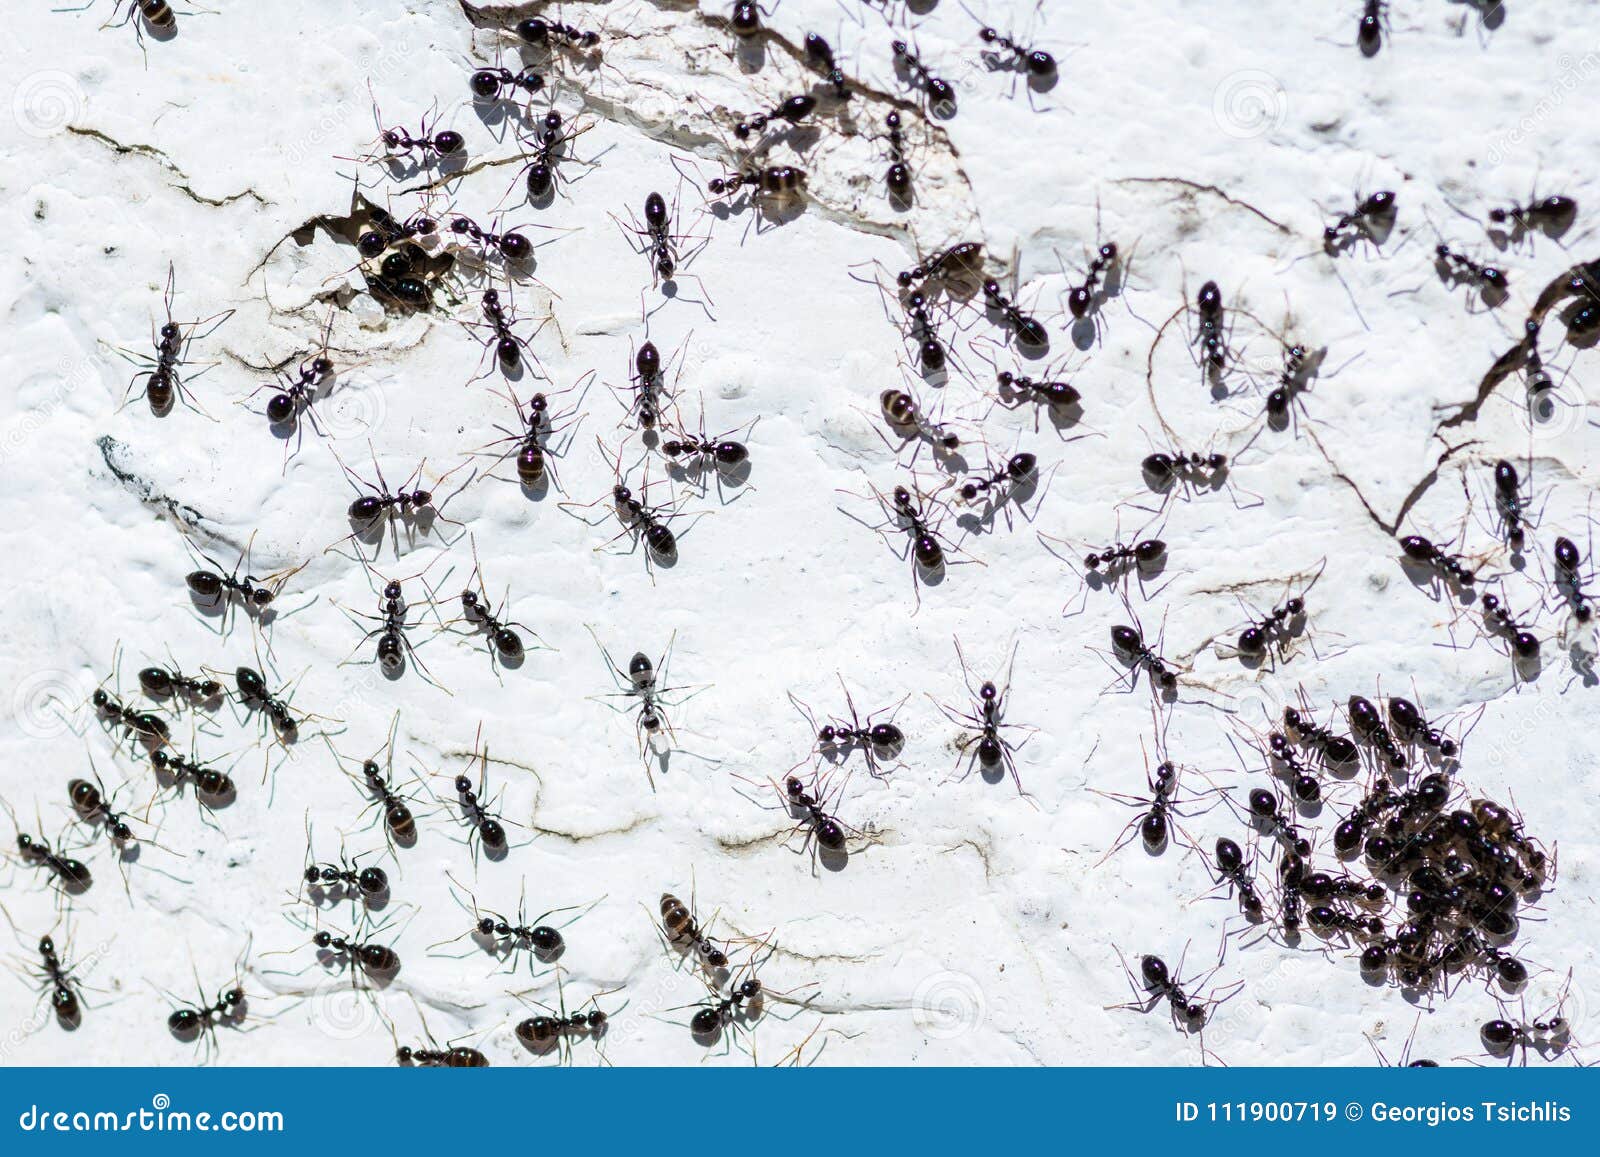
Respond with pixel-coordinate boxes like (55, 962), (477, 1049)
(1, 0), (1598, 1067)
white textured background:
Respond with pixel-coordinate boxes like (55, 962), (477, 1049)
(1, 0), (1598, 1066)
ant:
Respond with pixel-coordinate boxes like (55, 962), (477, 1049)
(1264, 338), (1323, 431)
(1226, 582), (1313, 667)
(113, 263), (232, 417)
(658, 891), (731, 973)
(564, 442), (694, 577)
(929, 638), (1033, 794)
(478, 380), (587, 494)
(1387, 695), (1459, 758)
(282, 911), (403, 994)
(1434, 242), (1510, 309)
(67, 766), (140, 851)
(993, 364), (1082, 427)
(981, 275), (1049, 350)
(242, 312), (339, 464)
(437, 537), (546, 671)
(611, 188), (709, 301)
(901, 290), (954, 375)
(1206, 837), (1265, 920)
(1106, 944), (1242, 1057)
(510, 108), (592, 203)
(164, 970), (248, 1058)
(18, 923), (89, 1026)
(361, 96), (465, 172)
(92, 684), (170, 751)
(1552, 530), (1595, 624)
(397, 1034), (488, 1067)
(432, 875), (578, 973)
(515, 14), (601, 54)
(1487, 458), (1536, 552)
(182, 532), (304, 632)
(335, 444), (466, 555)
(792, 676), (908, 780)
(765, 770), (863, 868)
(1140, 446), (1229, 506)
(804, 32), (851, 101)
(6, 806), (93, 899)
(356, 203), (438, 260)
(1346, 694), (1407, 770)
(705, 161), (808, 229)
(1476, 987), (1578, 1066)
(1244, 787), (1312, 858)
(881, 112), (912, 203)
(892, 39), (956, 115)
(619, 340), (673, 431)
(231, 663), (312, 743)
(1489, 194), (1577, 246)
(1066, 243), (1119, 322)
(734, 94), (817, 141)
(1398, 531), (1478, 596)
(1193, 279), (1231, 384)
(514, 977), (619, 1064)
(877, 387), (962, 462)
(329, 717), (425, 852)
(971, 5), (1057, 80)
(1357, 1), (1388, 56)
(1103, 608), (1181, 696)
(444, 728), (518, 862)
(897, 241), (984, 296)
(299, 815), (388, 909)
(150, 747), (235, 812)
(729, 1), (771, 40)
(136, 658), (220, 709)
(1090, 717), (1218, 861)
(845, 481), (963, 610)
(588, 628), (700, 784)
(446, 214), (534, 263)
(337, 558), (441, 684)
(951, 451), (1042, 530)
(1471, 587), (1543, 664)
(1322, 189), (1396, 255)
(660, 409), (756, 499)
(1041, 515), (1169, 612)
(463, 287), (543, 385)
(469, 62), (544, 106)
(98, 1), (176, 58)
(1259, 730), (1323, 804)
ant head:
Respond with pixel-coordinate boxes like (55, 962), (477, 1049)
(979, 680), (998, 702)
(383, 580), (403, 600)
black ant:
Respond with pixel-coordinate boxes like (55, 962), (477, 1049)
(478, 380), (587, 494)
(182, 532), (304, 632)
(791, 676), (908, 780)
(845, 481), (963, 610)
(660, 409), (756, 499)
(1476, 987), (1578, 1066)
(1434, 242), (1510, 309)
(1090, 718), (1218, 861)
(705, 161), (808, 229)
(299, 815), (388, 909)
(892, 38), (956, 115)
(1106, 944), (1242, 1057)
(1066, 243), (1119, 322)
(397, 1035), (488, 1067)
(463, 287), (543, 385)
(618, 339), (673, 431)
(767, 770), (862, 868)
(334, 445), (466, 555)
(242, 312), (338, 464)
(329, 717), (424, 852)
(951, 451), (1042, 530)
(21, 925), (89, 1026)
(881, 112), (912, 203)
(1472, 588), (1543, 664)
(734, 94), (817, 141)
(92, 684), (170, 750)
(611, 188), (708, 298)
(515, 14), (601, 54)
(360, 92), (465, 172)
(588, 628), (700, 785)
(658, 891), (731, 973)
(1346, 694), (1406, 770)
(444, 728), (518, 862)
(6, 806), (93, 899)
(232, 663), (308, 742)
(804, 32), (850, 101)
(469, 62), (545, 105)
(993, 364), (1082, 427)
(1041, 516), (1168, 613)
(437, 537), (546, 672)
(729, 1), (771, 40)
(1207, 837), (1265, 920)
(1357, 1), (1388, 56)
(514, 977), (619, 1063)
(1488, 458), (1536, 552)
(1552, 530), (1595, 624)
(971, 4), (1057, 79)
(164, 970), (248, 1058)
(356, 203), (438, 260)
(510, 108), (592, 203)
(1226, 586), (1311, 667)
(1103, 609), (1180, 696)
(1387, 695), (1460, 758)
(1398, 531), (1478, 596)
(1140, 446), (1229, 506)
(1322, 189), (1396, 255)
(150, 747), (235, 812)
(564, 442), (694, 578)
(981, 275), (1049, 350)
(1282, 698), (1357, 768)
(877, 387), (963, 462)
(432, 875), (578, 973)
(1489, 194), (1577, 245)
(1244, 787), (1313, 858)
(67, 767), (140, 851)
(929, 638), (1033, 794)
(283, 911), (404, 995)
(897, 241), (984, 296)
(900, 290), (953, 375)
(1263, 730), (1324, 804)
(337, 558), (440, 684)
(112, 263), (231, 417)
(1265, 339), (1318, 429)
(1191, 279), (1234, 387)
(447, 214), (534, 263)
(137, 660), (221, 708)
